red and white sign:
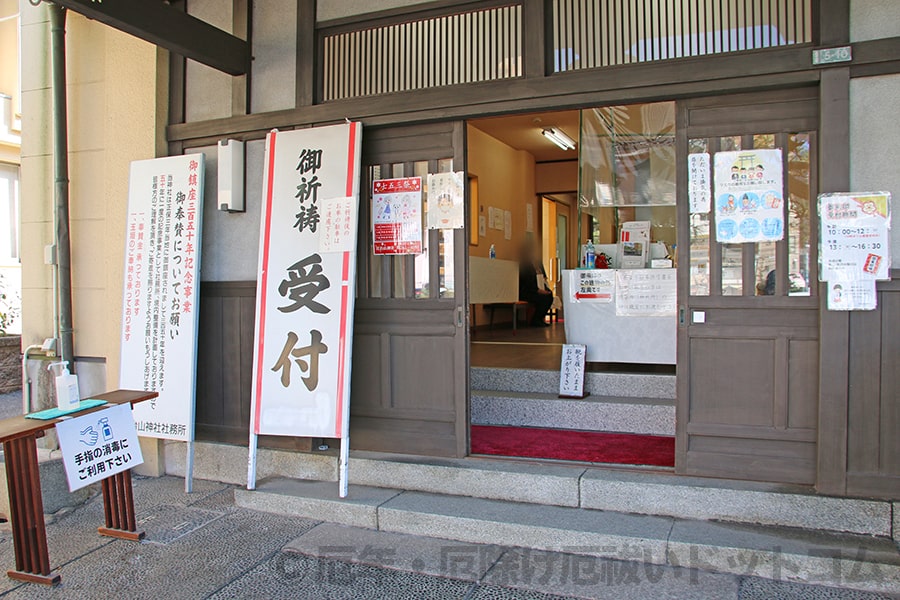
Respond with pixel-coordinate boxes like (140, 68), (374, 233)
(572, 270), (614, 303)
(250, 123), (362, 441)
(372, 177), (423, 254)
(120, 154), (204, 442)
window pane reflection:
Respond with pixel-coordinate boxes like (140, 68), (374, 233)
(722, 244), (742, 295)
(414, 161), (430, 298)
(788, 133), (812, 296)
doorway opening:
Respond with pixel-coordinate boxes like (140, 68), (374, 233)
(466, 105), (677, 469)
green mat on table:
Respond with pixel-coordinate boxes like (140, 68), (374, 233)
(25, 399), (108, 420)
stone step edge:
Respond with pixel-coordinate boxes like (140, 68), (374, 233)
(236, 483), (900, 595)
(471, 390), (675, 406)
(470, 368), (676, 399)
(169, 441), (894, 538)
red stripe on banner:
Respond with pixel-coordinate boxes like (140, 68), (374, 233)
(335, 122), (357, 438)
(345, 122), (357, 196)
(334, 252), (350, 438)
(253, 131), (278, 435)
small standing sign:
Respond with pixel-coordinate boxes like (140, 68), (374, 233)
(559, 344), (587, 399)
(55, 404), (144, 492)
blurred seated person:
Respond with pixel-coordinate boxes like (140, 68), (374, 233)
(519, 239), (553, 327)
(758, 270), (776, 295)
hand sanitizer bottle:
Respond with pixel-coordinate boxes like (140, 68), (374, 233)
(584, 239), (595, 269)
(48, 361), (80, 411)
(489, 244), (496, 259)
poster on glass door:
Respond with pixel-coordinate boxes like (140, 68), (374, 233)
(713, 149), (784, 244)
(426, 171), (465, 230)
(373, 177), (423, 254)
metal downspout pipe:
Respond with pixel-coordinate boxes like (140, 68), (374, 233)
(49, 4), (75, 373)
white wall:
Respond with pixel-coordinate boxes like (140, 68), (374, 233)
(193, 140), (264, 282)
(850, 0), (900, 42)
(317, 0), (435, 22)
(850, 74), (900, 267)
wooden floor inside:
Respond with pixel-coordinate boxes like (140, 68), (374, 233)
(470, 320), (676, 374)
(470, 322), (565, 370)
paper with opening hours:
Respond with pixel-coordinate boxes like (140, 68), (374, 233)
(819, 192), (891, 282)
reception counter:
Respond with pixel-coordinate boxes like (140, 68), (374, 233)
(562, 269), (676, 364)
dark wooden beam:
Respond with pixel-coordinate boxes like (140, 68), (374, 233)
(296, 0), (316, 106)
(522, 0), (547, 78)
(814, 0), (850, 46)
(168, 43), (820, 143)
(231, 0), (250, 114)
(167, 0), (187, 126)
(815, 66), (851, 497)
(52, 0), (250, 75)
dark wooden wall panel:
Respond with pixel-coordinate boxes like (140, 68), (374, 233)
(195, 282), (312, 450)
(846, 279), (900, 498)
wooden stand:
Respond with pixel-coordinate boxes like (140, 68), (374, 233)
(3, 435), (60, 586)
(98, 470), (145, 541)
(0, 389), (157, 585)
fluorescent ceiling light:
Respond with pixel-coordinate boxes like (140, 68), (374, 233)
(541, 127), (576, 151)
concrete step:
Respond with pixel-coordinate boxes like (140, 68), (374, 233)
(236, 479), (900, 595)
(471, 390), (675, 435)
(172, 442), (897, 539)
(471, 366), (675, 399)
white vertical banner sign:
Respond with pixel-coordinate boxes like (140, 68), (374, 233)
(248, 123), (362, 497)
(119, 154), (204, 492)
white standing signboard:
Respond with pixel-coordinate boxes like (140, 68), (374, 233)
(56, 404), (144, 492)
(249, 123), (362, 497)
(120, 154), (204, 492)
(559, 344), (587, 398)
(713, 149), (784, 244)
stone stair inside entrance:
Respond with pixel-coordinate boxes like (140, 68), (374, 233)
(471, 366), (676, 436)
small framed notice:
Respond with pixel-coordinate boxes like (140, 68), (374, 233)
(559, 344), (587, 399)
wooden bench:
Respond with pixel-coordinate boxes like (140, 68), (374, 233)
(485, 301), (530, 332)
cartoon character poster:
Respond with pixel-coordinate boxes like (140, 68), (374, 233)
(713, 149), (784, 244)
(426, 171), (465, 230)
(819, 192), (892, 282)
(372, 177), (423, 254)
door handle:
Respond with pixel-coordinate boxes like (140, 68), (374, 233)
(456, 306), (464, 328)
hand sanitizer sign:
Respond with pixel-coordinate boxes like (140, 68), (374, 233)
(55, 404), (144, 492)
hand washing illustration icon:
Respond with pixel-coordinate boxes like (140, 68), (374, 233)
(78, 418), (115, 447)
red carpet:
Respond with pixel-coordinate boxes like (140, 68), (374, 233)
(471, 425), (675, 467)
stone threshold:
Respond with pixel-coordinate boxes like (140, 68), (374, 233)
(165, 441), (897, 540)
